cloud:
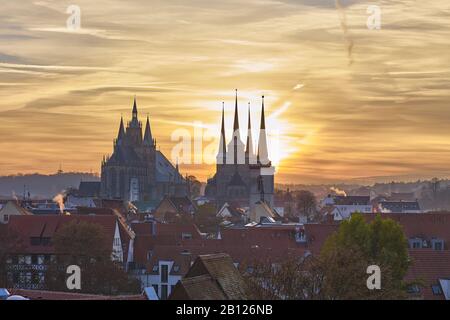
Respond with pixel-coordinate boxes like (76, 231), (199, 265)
(0, 0), (448, 183)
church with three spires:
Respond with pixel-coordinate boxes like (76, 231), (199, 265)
(205, 90), (275, 208)
(100, 97), (186, 202)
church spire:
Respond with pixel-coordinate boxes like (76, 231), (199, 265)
(217, 102), (227, 164)
(132, 95), (138, 120)
(143, 114), (153, 146)
(257, 95), (270, 165)
(116, 115), (125, 145)
(246, 102), (255, 163)
(233, 89), (239, 133)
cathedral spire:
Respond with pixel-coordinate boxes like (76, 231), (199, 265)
(233, 89), (239, 133)
(143, 114), (154, 146)
(217, 102), (227, 164)
(246, 102), (255, 163)
(132, 95), (138, 120)
(257, 95), (270, 165)
(117, 115), (125, 143)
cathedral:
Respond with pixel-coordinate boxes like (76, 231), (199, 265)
(205, 90), (275, 208)
(100, 97), (186, 202)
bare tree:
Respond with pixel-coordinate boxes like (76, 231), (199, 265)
(296, 190), (318, 222)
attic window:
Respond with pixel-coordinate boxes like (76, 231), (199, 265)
(431, 285), (443, 295)
(152, 265), (159, 272)
(172, 265), (180, 273)
(432, 239), (444, 251)
(407, 285), (420, 294)
(409, 238), (422, 249)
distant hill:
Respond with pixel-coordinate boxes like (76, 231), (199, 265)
(0, 173), (100, 199)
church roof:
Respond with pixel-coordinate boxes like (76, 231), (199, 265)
(155, 151), (183, 183)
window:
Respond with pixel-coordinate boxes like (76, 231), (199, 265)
(41, 237), (51, 246)
(161, 264), (169, 283)
(31, 255), (38, 265)
(409, 239), (422, 249)
(407, 285), (420, 294)
(3, 214), (8, 222)
(30, 237), (41, 246)
(152, 265), (159, 272)
(172, 265), (180, 273)
(431, 285), (443, 295)
(152, 284), (158, 294)
(161, 285), (168, 300)
(432, 239), (444, 251)
(182, 233), (192, 240)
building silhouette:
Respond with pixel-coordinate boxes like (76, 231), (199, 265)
(205, 90), (274, 208)
(101, 97), (186, 202)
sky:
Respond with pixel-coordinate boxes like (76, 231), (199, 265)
(0, 0), (449, 184)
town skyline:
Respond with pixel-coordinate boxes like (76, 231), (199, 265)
(1, 1), (449, 184)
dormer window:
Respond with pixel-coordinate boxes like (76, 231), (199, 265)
(431, 239), (444, 251)
(407, 285), (421, 294)
(431, 284), (443, 295)
(409, 238), (422, 249)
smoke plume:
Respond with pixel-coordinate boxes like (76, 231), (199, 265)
(53, 193), (65, 214)
(330, 186), (347, 197)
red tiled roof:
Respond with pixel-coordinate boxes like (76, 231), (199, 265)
(7, 215), (130, 255)
(132, 222), (203, 265)
(405, 249), (450, 300)
(365, 212), (450, 248)
(134, 223), (338, 270)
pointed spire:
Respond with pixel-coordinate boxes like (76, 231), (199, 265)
(257, 95), (270, 165)
(143, 114), (153, 146)
(217, 102), (227, 164)
(260, 95), (266, 130)
(117, 115), (125, 143)
(233, 89), (239, 132)
(132, 95), (138, 119)
(246, 102), (255, 163)
(221, 102), (226, 136)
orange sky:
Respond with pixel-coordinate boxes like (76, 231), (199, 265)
(0, 1), (449, 184)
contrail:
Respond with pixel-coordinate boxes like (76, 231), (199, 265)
(335, 0), (354, 66)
